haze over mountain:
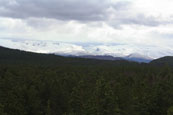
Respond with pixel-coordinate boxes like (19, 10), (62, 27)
(0, 38), (172, 63)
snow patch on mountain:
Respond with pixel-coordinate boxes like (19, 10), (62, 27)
(0, 38), (86, 55)
(0, 38), (173, 60)
(126, 53), (153, 60)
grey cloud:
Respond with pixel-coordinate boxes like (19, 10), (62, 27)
(109, 13), (173, 28)
(0, 0), (135, 22)
(0, 0), (110, 21)
(0, 0), (171, 27)
(111, 1), (131, 10)
(118, 14), (160, 26)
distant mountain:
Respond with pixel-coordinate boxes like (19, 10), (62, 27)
(150, 56), (173, 66)
(78, 55), (123, 61)
(1, 38), (173, 60)
(124, 53), (153, 63)
(0, 43), (152, 64)
(69, 54), (152, 63)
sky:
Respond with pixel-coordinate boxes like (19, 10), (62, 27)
(0, 0), (173, 58)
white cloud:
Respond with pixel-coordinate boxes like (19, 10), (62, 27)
(134, 0), (173, 17)
(0, 0), (173, 58)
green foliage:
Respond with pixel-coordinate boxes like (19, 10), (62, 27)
(46, 100), (51, 115)
(0, 46), (173, 115)
(167, 106), (173, 115)
(0, 104), (7, 115)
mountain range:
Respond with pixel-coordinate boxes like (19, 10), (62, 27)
(71, 54), (152, 63)
(0, 38), (173, 63)
(0, 45), (173, 66)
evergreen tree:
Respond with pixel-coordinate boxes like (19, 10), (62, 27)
(167, 106), (173, 115)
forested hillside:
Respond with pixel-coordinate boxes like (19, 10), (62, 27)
(0, 46), (133, 66)
(150, 56), (173, 67)
(0, 46), (173, 115)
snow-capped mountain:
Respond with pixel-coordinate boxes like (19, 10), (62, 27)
(123, 53), (153, 63)
(0, 38), (173, 62)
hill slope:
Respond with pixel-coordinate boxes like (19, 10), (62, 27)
(0, 46), (133, 66)
(150, 56), (173, 66)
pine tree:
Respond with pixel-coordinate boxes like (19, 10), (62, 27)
(46, 100), (51, 115)
(167, 106), (173, 115)
(94, 77), (119, 115)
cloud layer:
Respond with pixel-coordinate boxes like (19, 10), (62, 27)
(0, 0), (111, 21)
(1, 0), (172, 27)
(0, 0), (173, 58)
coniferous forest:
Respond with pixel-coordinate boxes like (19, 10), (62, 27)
(0, 46), (173, 115)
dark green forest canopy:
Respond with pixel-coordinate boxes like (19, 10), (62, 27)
(0, 46), (173, 115)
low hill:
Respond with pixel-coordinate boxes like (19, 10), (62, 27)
(150, 56), (173, 66)
(0, 46), (133, 66)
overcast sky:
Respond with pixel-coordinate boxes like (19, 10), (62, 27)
(0, 0), (173, 52)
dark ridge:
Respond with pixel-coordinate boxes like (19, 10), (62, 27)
(78, 55), (123, 61)
(0, 46), (136, 66)
(150, 56), (173, 66)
